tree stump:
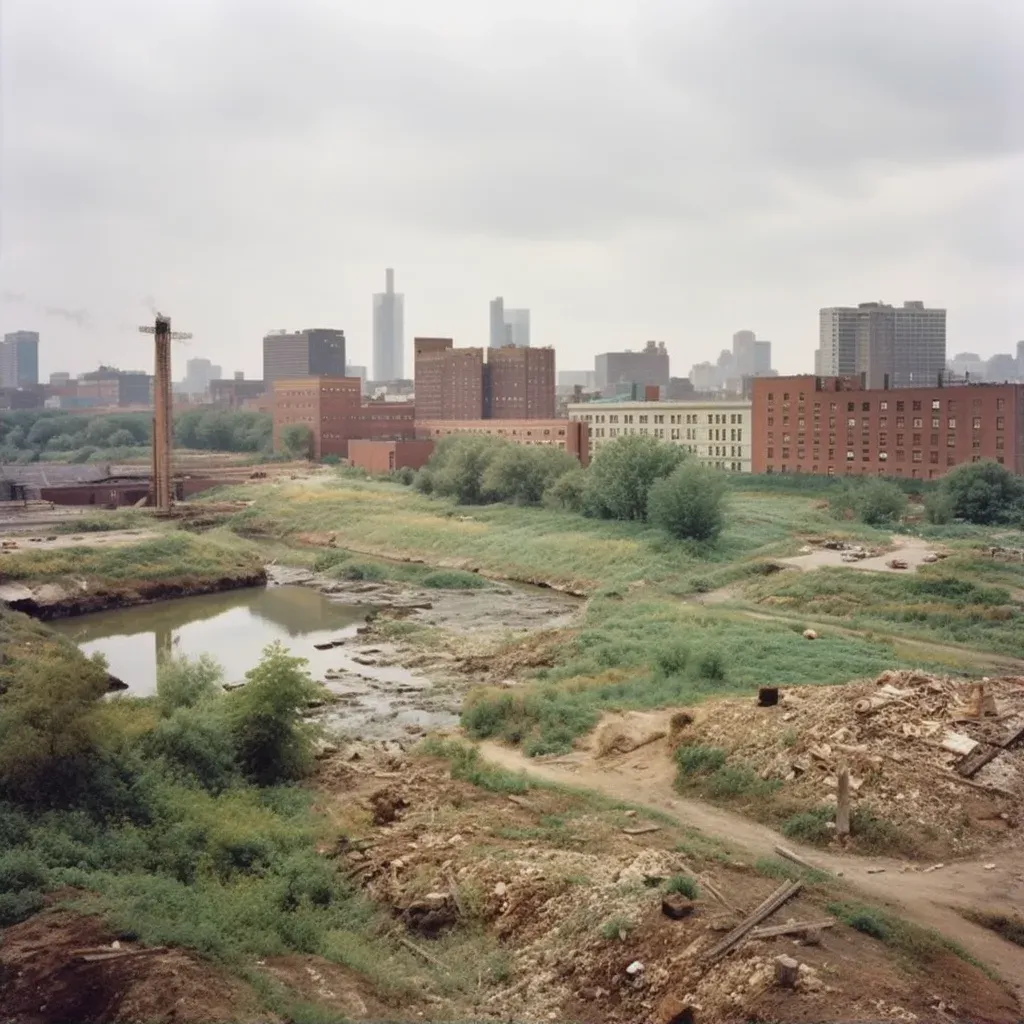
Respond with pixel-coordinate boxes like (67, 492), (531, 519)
(836, 762), (851, 837)
(774, 954), (799, 988)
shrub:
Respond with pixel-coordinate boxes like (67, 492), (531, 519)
(674, 745), (727, 776)
(229, 643), (324, 786)
(599, 914), (633, 940)
(279, 424), (313, 460)
(781, 806), (834, 844)
(648, 462), (729, 542)
(421, 570), (487, 590)
(542, 467), (588, 512)
(830, 479), (906, 526)
(481, 445), (577, 506)
(693, 647), (727, 681)
(69, 445), (98, 464)
(706, 765), (777, 798)
(654, 640), (689, 676)
(939, 461), (1024, 524)
(157, 654), (224, 715)
(393, 466), (416, 486)
(665, 874), (699, 899)
(311, 550), (350, 573)
(337, 562), (386, 582)
(145, 706), (239, 793)
(923, 489), (955, 524)
(425, 435), (505, 505)
(582, 436), (686, 521)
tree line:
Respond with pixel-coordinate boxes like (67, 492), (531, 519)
(0, 409), (273, 464)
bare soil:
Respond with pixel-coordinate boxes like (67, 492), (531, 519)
(781, 534), (941, 573)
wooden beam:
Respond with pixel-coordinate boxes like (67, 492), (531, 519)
(773, 845), (824, 874)
(750, 919), (836, 940)
(836, 763), (851, 837)
(703, 880), (802, 962)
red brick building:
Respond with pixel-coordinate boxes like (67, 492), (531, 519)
(751, 375), (1024, 479)
(273, 377), (415, 459)
(486, 346), (555, 419)
(347, 439), (435, 474)
(415, 418), (588, 465)
(413, 338), (485, 420)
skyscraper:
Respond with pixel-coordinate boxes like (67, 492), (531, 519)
(489, 298), (531, 348)
(816, 308), (859, 377)
(1, 331), (39, 388)
(262, 329), (346, 387)
(893, 301), (946, 387)
(373, 268), (405, 381)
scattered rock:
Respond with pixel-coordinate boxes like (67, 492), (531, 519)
(626, 961), (644, 976)
(803, 629), (818, 640)
(661, 895), (696, 920)
(494, 882), (508, 897)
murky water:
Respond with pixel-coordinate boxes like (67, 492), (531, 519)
(51, 585), (372, 695)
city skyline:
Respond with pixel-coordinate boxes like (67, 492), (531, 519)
(0, 1), (1018, 383)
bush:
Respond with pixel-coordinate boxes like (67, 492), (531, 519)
(938, 461), (1024, 524)
(157, 654), (224, 715)
(424, 435), (505, 505)
(311, 550), (350, 573)
(648, 462), (729, 541)
(145, 706), (239, 793)
(393, 466), (416, 486)
(421, 570), (487, 590)
(279, 424), (313, 460)
(923, 489), (954, 524)
(543, 468), (587, 512)
(229, 643), (324, 786)
(781, 806), (835, 844)
(336, 561), (385, 582)
(599, 914), (633, 940)
(665, 874), (699, 899)
(69, 445), (99, 463)
(674, 745), (727, 776)
(693, 647), (726, 681)
(480, 445), (577, 506)
(654, 640), (689, 676)
(830, 479), (907, 526)
(582, 436), (687, 522)
(706, 764), (778, 798)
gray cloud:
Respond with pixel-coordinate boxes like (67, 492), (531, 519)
(1, 0), (1021, 377)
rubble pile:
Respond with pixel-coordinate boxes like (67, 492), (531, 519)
(680, 670), (1024, 852)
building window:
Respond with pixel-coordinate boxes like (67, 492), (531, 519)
(912, 450), (922, 463)
(930, 451), (939, 464)
(847, 402), (855, 412)
(896, 416), (905, 428)
(847, 418), (856, 428)
(828, 449), (835, 459)
(996, 436), (1005, 450)
(861, 402), (870, 412)
(997, 416), (1005, 430)
(846, 451), (855, 461)
(878, 417), (887, 428)
(932, 400), (940, 410)
(879, 451), (888, 461)
(947, 434), (955, 448)
(973, 417), (982, 429)
(912, 401), (921, 411)
(913, 418), (923, 429)
(879, 433), (888, 445)
(930, 434), (939, 446)
(895, 449), (905, 462)
(947, 417), (956, 429)
(913, 434), (922, 445)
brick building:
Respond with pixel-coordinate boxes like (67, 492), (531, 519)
(347, 439), (435, 474)
(413, 338), (485, 420)
(415, 418), (588, 465)
(210, 378), (266, 408)
(751, 375), (1024, 479)
(272, 377), (414, 459)
(486, 346), (555, 419)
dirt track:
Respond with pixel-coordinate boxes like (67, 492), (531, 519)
(479, 734), (1024, 991)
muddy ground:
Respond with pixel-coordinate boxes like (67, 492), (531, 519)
(267, 566), (581, 744)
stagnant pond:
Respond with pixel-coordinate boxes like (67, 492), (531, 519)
(51, 585), (373, 694)
(51, 584), (460, 739)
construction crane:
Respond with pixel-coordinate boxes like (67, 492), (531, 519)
(138, 314), (192, 513)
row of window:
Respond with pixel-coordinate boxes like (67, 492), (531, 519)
(576, 411), (746, 426)
(768, 392), (1007, 414)
(766, 414), (1006, 430)
(766, 456), (1004, 476)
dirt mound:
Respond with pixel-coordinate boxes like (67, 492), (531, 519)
(675, 669), (1024, 855)
(593, 712), (669, 757)
(0, 909), (266, 1024)
(457, 627), (566, 681)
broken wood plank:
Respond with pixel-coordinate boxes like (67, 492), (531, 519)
(997, 720), (1024, 749)
(948, 774), (1018, 800)
(836, 763), (851, 838)
(941, 731), (979, 756)
(398, 936), (449, 971)
(622, 824), (662, 836)
(773, 845), (823, 875)
(71, 947), (168, 963)
(703, 880), (802, 962)
(697, 874), (736, 913)
(506, 795), (532, 808)
(750, 919), (836, 940)
(956, 743), (1002, 779)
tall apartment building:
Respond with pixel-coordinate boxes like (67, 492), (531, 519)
(567, 398), (752, 472)
(373, 268), (405, 381)
(595, 341), (669, 390)
(750, 375), (1021, 479)
(488, 297), (530, 348)
(180, 357), (222, 396)
(816, 302), (946, 388)
(262, 328), (346, 387)
(1, 331), (40, 388)
(413, 338), (485, 420)
(486, 346), (555, 419)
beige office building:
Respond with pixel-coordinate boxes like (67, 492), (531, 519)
(567, 399), (752, 472)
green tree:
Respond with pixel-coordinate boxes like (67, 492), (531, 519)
(582, 435), (687, 521)
(938, 461), (1024, 524)
(106, 428), (138, 448)
(157, 653), (224, 715)
(648, 462), (729, 542)
(426, 435), (505, 504)
(229, 643), (323, 786)
(831, 478), (907, 526)
(543, 467), (588, 512)
(481, 445), (577, 505)
(923, 489), (954, 525)
(279, 424), (313, 459)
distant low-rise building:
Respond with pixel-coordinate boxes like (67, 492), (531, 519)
(210, 378), (266, 408)
(567, 397), (751, 472)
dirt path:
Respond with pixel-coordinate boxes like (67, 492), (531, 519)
(479, 738), (1024, 990)
(781, 533), (939, 573)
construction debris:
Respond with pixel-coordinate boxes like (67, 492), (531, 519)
(703, 880), (802, 963)
(673, 669), (1024, 853)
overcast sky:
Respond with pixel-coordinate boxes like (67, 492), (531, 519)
(1, 0), (1022, 381)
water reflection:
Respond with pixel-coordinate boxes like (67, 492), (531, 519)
(52, 586), (370, 695)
